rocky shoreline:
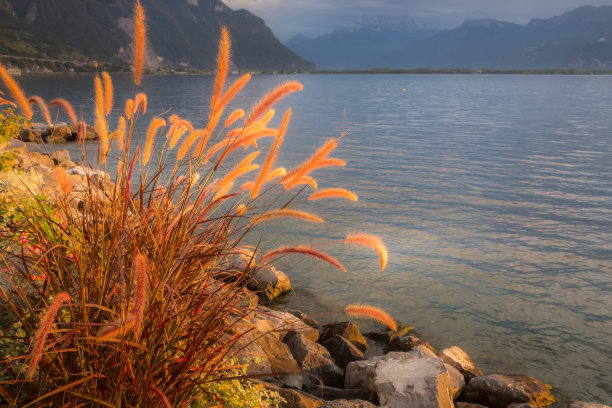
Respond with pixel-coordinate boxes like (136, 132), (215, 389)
(0, 141), (609, 408)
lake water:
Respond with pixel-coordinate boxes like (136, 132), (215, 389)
(17, 73), (612, 403)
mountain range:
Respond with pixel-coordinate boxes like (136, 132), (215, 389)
(0, 0), (313, 72)
(287, 6), (612, 70)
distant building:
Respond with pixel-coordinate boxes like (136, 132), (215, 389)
(5, 67), (21, 76)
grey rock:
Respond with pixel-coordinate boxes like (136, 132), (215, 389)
(248, 264), (292, 302)
(439, 346), (484, 379)
(255, 306), (320, 342)
(49, 150), (71, 166)
(322, 335), (366, 369)
(253, 331), (303, 389)
(285, 332), (344, 389)
(45, 126), (75, 143)
(462, 374), (555, 408)
(288, 309), (320, 329)
(322, 322), (368, 352)
(254, 380), (323, 408)
(303, 385), (378, 404)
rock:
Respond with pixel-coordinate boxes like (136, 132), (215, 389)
(284, 332), (344, 389)
(303, 386), (378, 404)
(322, 322), (368, 352)
(344, 346), (437, 389)
(444, 363), (465, 399)
(18, 128), (46, 142)
(252, 332), (303, 389)
(3, 139), (27, 152)
(254, 380), (323, 408)
(70, 123), (98, 140)
(507, 404), (540, 408)
(320, 400), (377, 408)
(45, 126), (75, 143)
(60, 159), (77, 169)
(389, 335), (435, 354)
(322, 335), (366, 369)
(569, 403), (612, 408)
(288, 309), (320, 329)
(456, 403), (489, 408)
(461, 374), (555, 408)
(26, 152), (55, 168)
(439, 346), (484, 379)
(248, 264), (292, 302)
(48, 150), (71, 166)
(366, 323), (415, 343)
(256, 306), (319, 342)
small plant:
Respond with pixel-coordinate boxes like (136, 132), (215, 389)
(0, 150), (17, 172)
(0, 1), (394, 406)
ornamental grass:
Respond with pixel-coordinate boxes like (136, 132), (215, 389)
(0, 1), (393, 406)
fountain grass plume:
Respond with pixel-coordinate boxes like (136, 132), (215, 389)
(27, 96), (51, 125)
(143, 117), (166, 164)
(48, 98), (77, 125)
(132, 253), (148, 338)
(345, 232), (388, 271)
(133, 0), (146, 86)
(225, 108), (245, 128)
(102, 72), (114, 116)
(344, 303), (397, 331)
(0, 64), (32, 118)
(211, 26), (230, 111)
(27, 292), (71, 379)
(53, 167), (73, 194)
(252, 208), (324, 225)
(262, 245), (346, 272)
(308, 188), (358, 202)
(246, 81), (303, 126)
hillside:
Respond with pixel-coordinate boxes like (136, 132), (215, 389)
(0, 0), (314, 72)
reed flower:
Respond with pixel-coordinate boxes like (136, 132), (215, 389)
(345, 233), (388, 271)
(125, 98), (134, 119)
(308, 188), (358, 202)
(28, 292), (71, 378)
(133, 0), (146, 86)
(210, 26), (230, 111)
(28, 96), (51, 125)
(224, 108), (245, 128)
(281, 138), (338, 190)
(143, 117), (166, 164)
(53, 167), (73, 194)
(135, 92), (147, 115)
(344, 303), (397, 331)
(261, 245), (346, 272)
(252, 208), (324, 225)
(132, 253), (148, 338)
(246, 81), (303, 126)
(102, 72), (114, 116)
(0, 64), (32, 118)
(116, 116), (127, 151)
(48, 98), (77, 125)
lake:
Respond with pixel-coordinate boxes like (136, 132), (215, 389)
(17, 73), (612, 403)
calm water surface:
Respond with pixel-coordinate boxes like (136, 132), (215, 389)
(19, 74), (612, 403)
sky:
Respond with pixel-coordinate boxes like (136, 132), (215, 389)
(222, 0), (612, 41)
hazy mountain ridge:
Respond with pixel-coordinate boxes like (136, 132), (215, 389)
(0, 0), (313, 71)
(288, 6), (612, 70)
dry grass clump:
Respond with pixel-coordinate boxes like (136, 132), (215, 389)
(0, 1), (395, 406)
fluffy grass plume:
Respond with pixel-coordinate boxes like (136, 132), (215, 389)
(262, 245), (346, 272)
(53, 167), (73, 194)
(224, 108), (245, 128)
(94, 75), (105, 120)
(0, 64), (32, 118)
(345, 233), (388, 271)
(28, 292), (71, 378)
(344, 303), (397, 331)
(135, 92), (147, 114)
(281, 138), (338, 190)
(133, 0), (146, 86)
(246, 81), (303, 125)
(210, 26), (230, 110)
(125, 98), (134, 119)
(143, 117), (166, 164)
(28, 96), (51, 125)
(48, 98), (77, 125)
(102, 72), (114, 116)
(253, 208), (324, 225)
(116, 116), (127, 151)
(251, 108), (291, 199)
(308, 188), (358, 202)
(132, 253), (148, 338)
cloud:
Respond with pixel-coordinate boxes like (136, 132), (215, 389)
(223, 0), (612, 41)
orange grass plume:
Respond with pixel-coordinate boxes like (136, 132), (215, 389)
(48, 98), (77, 125)
(246, 81), (303, 126)
(344, 303), (397, 331)
(132, 253), (148, 338)
(345, 232), (388, 271)
(27, 96), (51, 125)
(261, 245), (346, 272)
(143, 117), (166, 164)
(28, 292), (71, 378)
(211, 26), (230, 110)
(0, 64), (32, 118)
(102, 72), (114, 116)
(252, 208), (324, 225)
(133, 0), (146, 86)
(225, 108), (245, 128)
(309, 188), (358, 202)
(53, 167), (73, 194)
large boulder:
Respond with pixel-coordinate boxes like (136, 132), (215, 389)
(456, 403), (488, 408)
(303, 386), (377, 405)
(320, 400), (377, 408)
(255, 306), (320, 342)
(284, 332), (344, 389)
(444, 363), (465, 399)
(322, 335), (366, 369)
(439, 346), (484, 379)
(569, 403), (612, 408)
(254, 380), (323, 408)
(345, 346), (453, 408)
(250, 332), (303, 389)
(248, 264), (292, 302)
(45, 126), (75, 143)
(322, 322), (368, 352)
(461, 374), (555, 408)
